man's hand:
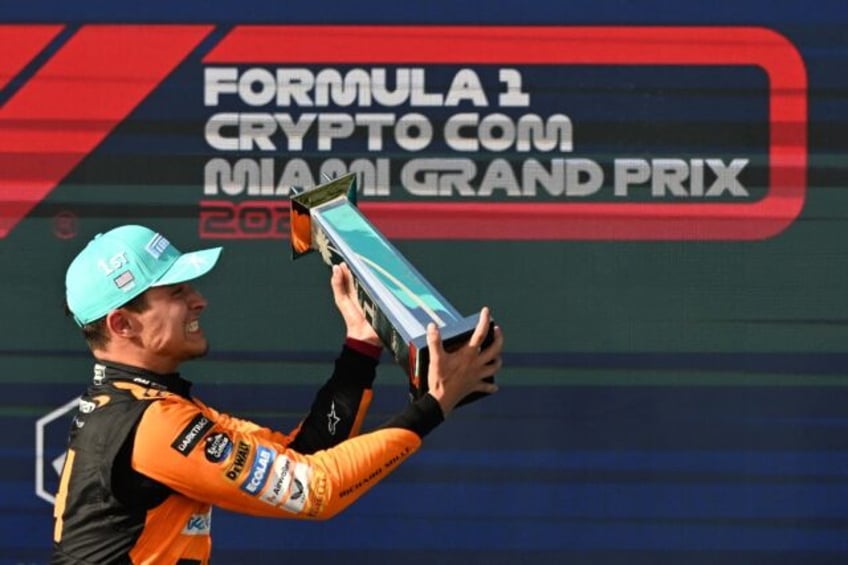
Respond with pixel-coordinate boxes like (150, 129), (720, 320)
(330, 262), (381, 346)
(426, 306), (503, 416)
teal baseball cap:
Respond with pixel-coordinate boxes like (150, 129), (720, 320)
(65, 225), (222, 326)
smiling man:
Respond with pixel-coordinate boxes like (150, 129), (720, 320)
(53, 224), (502, 564)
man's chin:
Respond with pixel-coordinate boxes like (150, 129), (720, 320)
(186, 343), (209, 361)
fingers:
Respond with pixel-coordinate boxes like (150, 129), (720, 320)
(426, 322), (444, 360)
(330, 262), (355, 300)
(425, 313), (503, 414)
(474, 324), (502, 394)
(330, 263), (343, 292)
(478, 324), (504, 364)
(466, 306), (491, 349)
(337, 261), (351, 279)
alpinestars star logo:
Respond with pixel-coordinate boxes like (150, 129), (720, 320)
(327, 401), (341, 436)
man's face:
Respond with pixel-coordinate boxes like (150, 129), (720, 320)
(130, 283), (209, 371)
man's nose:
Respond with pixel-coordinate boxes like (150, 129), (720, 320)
(186, 285), (208, 310)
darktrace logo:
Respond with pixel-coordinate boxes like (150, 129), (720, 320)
(171, 414), (215, 456)
(0, 25), (806, 241)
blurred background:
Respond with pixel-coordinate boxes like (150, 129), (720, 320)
(2, 1), (847, 563)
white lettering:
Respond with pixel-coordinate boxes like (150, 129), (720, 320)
(395, 113), (432, 152)
(444, 69), (488, 107)
(315, 68), (372, 106)
(498, 68), (530, 107)
(521, 158), (603, 197)
(614, 158), (749, 198)
(205, 112), (432, 152)
(204, 158), (393, 197)
(205, 67), (522, 108)
(204, 67), (238, 106)
(401, 159), (476, 197)
(238, 68), (277, 106)
(96, 252), (129, 276)
(445, 113), (572, 153)
(706, 158), (749, 197)
(260, 456), (293, 506)
(275, 68), (314, 106)
(615, 159), (651, 197)
(177, 417), (209, 452)
(478, 158), (521, 197)
(246, 449), (273, 493)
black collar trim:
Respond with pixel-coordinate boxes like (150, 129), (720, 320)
(92, 360), (193, 399)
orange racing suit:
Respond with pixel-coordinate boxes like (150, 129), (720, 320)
(51, 341), (443, 564)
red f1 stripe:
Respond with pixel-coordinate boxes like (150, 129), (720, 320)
(0, 25), (213, 238)
(0, 25), (63, 92)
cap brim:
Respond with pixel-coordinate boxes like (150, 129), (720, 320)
(152, 247), (222, 287)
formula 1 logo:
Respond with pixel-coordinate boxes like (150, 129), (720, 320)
(0, 25), (807, 241)
(0, 24), (213, 239)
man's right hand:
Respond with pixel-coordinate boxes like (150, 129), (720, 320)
(425, 307), (503, 416)
(330, 262), (382, 347)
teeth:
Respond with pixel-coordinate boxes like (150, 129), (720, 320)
(186, 320), (200, 333)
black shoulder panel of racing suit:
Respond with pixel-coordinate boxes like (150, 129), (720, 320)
(51, 382), (171, 565)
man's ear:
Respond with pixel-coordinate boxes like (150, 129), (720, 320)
(104, 309), (137, 338)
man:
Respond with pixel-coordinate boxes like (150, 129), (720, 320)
(52, 224), (502, 564)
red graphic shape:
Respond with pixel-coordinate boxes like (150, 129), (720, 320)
(205, 26), (807, 240)
(0, 25), (213, 238)
(0, 25), (63, 91)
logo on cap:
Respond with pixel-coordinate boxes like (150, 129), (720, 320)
(96, 251), (129, 277)
(145, 233), (170, 260)
(113, 270), (136, 292)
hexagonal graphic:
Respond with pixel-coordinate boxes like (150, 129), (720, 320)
(35, 397), (79, 505)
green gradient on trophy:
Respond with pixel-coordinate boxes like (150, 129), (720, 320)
(319, 202), (461, 327)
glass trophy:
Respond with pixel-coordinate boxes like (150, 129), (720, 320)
(290, 173), (494, 405)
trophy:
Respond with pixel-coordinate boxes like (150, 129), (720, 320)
(290, 173), (494, 406)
